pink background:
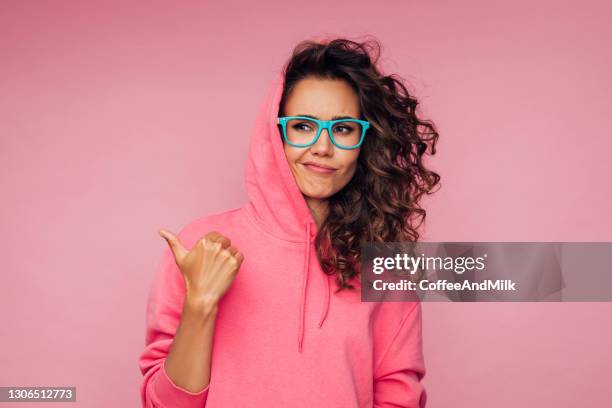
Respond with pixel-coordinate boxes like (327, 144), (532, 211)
(1, 1), (611, 406)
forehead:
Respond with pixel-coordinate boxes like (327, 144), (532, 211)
(284, 77), (360, 118)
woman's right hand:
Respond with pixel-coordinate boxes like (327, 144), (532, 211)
(158, 229), (244, 313)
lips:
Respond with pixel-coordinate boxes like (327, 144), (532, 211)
(302, 162), (337, 174)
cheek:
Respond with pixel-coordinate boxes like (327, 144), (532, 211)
(338, 152), (360, 176)
(283, 144), (300, 167)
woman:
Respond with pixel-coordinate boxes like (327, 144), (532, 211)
(138, 37), (440, 407)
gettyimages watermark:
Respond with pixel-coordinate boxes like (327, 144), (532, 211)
(0, 387), (76, 402)
(360, 242), (612, 302)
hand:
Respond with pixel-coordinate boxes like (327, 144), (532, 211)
(158, 229), (244, 313)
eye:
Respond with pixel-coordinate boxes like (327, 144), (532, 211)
(333, 124), (356, 134)
(292, 122), (314, 132)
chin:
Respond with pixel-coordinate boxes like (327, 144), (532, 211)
(303, 188), (335, 200)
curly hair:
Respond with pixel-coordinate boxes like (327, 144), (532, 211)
(277, 37), (441, 292)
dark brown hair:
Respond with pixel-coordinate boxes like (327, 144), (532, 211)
(278, 37), (441, 292)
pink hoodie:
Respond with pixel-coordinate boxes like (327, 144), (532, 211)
(138, 69), (427, 407)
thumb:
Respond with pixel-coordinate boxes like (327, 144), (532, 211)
(158, 229), (188, 264)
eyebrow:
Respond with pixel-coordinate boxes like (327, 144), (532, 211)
(296, 114), (358, 120)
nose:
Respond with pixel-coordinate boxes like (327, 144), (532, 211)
(310, 127), (334, 155)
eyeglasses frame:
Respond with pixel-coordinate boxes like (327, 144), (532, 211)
(277, 116), (370, 150)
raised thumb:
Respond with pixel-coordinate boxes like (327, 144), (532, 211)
(158, 229), (188, 264)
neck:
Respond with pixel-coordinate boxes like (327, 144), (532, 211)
(304, 196), (328, 228)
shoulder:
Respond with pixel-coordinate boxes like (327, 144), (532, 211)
(176, 206), (245, 249)
(371, 301), (422, 335)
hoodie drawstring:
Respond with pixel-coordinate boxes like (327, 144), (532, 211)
(298, 221), (331, 352)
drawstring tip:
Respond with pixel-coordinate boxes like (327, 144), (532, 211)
(318, 313), (328, 328)
(317, 275), (331, 329)
(298, 340), (303, 352)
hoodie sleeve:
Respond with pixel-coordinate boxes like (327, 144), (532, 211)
(373, 301), (427, 408)
(138, 244), (210, 407)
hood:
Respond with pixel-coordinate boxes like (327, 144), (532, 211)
(244, 69), (331, 353)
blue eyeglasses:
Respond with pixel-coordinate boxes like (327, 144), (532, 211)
(277, 116), (370, 150)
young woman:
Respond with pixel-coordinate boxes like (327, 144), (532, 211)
(139, 37), (440, 407)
